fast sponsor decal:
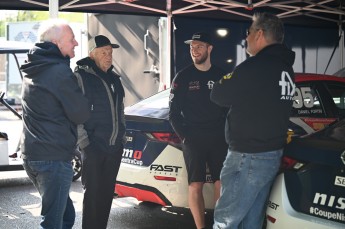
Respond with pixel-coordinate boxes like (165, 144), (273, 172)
(150, 164), (182, 174)
(122, 148), (143, 166)
(267, 200), (279, 210)
(335, 176), (345, 187)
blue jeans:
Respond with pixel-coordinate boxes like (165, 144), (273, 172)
(23, 160), (75, 229)
(213, 149), (283, 229)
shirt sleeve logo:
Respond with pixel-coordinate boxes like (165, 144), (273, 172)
(219, 73), (233, 84)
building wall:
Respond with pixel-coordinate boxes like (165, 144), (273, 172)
(88, 14), (342, 106)
(88, 14), (161, 107)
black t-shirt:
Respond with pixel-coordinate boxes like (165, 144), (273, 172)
(169, 64), (227, 140)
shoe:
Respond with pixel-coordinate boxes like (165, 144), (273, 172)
(8, 152), (17, 158)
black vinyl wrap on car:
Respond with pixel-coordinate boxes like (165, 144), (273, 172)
(123, 115), (176, 166)
(283, 129), (345, 224)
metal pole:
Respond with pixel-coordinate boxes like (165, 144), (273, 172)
(49, 0), (59, 19)
(166, 0), (172, 89)
(340, 22), (343, 69)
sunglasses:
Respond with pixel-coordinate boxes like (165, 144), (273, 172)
(246, 28), (262, 36)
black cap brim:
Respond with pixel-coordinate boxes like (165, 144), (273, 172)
(111, 44), (120, 49)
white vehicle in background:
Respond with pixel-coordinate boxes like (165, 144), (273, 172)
(0, 42), (82, 181)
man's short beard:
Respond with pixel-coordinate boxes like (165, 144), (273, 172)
(194, 53), (208, 65)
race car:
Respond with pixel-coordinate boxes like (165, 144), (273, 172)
(266, 118), (345, 228)
(115, 73), (345, 209)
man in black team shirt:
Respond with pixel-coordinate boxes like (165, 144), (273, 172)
(169, 32), (228, 229)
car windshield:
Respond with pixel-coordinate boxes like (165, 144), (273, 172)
(124, 89), (170, 119)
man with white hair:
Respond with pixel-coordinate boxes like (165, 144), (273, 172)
(20, 19), (90, 229)
(74, 35), (125, 229)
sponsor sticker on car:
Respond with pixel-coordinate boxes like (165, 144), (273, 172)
(335, 176), (345, 187)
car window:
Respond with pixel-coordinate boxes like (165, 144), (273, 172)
(124, 89), (170, 119)
(126, 89), (170, 109)
(324, 82), (345, 117)
(292, 83), (325, 118)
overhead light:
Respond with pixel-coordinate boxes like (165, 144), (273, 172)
(217, 28), (228, 37)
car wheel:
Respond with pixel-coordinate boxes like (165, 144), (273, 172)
(72, 149), (82, 181)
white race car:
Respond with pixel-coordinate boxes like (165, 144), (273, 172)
(116, 73), (345, 216)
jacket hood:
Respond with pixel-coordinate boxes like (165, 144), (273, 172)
(20, 42), (70, 77)
(258, 43), (295, 67)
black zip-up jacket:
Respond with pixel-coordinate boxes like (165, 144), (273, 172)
(20, 42), (90, 161)
(169, 64), (227, 140)
(211, 44), (295, 153)
(74, 57), (126, 154)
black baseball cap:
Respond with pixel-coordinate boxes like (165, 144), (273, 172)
(88, 35), (120, 52)
(184, 32), (213, 45)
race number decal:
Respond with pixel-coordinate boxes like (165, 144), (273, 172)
(293, 87), (314, 109)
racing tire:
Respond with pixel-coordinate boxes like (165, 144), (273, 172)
(72, 149), (82, 181)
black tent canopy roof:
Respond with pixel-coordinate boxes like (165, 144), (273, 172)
(0, 0), (344, 28)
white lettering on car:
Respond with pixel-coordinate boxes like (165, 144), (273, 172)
(150, 164), (182, 173)
(267, 200), (279, 210)
(309, 207), (345, 222)
(335, 176), (345, 187)
(293, 87), (315, 108)
(122, 148), (143, 165)
(313, 192), (345, 210)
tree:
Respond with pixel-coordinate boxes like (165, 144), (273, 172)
(0, 10), (85, 37)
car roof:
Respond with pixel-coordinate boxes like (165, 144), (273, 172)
(0, 41), (32, 54)
(295, 73), (345, 83)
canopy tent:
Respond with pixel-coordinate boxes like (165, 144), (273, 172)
(1, 0), (344, 86)
(0, 0), (344, 28)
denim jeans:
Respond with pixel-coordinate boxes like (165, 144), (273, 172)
(23, 160), (75, 229)
(213, 149), (283, 229)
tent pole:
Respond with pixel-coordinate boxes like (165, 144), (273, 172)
(166, 0), (172, 88)
(49, 0), (59, 18)
(340, 22), (343, 69)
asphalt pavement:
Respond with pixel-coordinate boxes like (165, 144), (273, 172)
(0, 171), (214, 229)
(0, 108), (215, 229)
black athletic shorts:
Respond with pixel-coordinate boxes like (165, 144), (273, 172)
(182, 129), (228, 184)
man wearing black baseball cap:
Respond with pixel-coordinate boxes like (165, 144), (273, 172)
(88, 34), (120, 52)
(74, 34), (125, 229)
(169, 32), (228, 229)
(184, 32), (213, 46)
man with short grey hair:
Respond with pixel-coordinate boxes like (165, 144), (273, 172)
(20, 19), (90, 229)
(211, 12), (296, 228)
(74, 35), (125, 229)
